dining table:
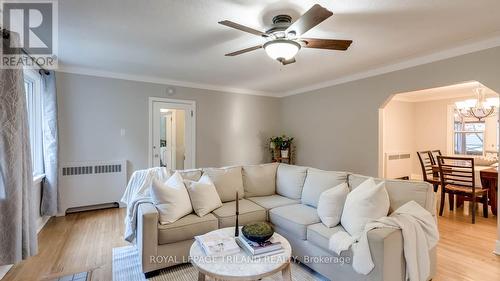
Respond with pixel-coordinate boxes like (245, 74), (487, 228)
(479, 167), (498, 216)
(432, 164), (497, 216)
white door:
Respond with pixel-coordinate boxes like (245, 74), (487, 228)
(150, 98), (196, 169)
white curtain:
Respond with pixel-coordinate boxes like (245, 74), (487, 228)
(40, 71), (59, 216)
(0, 32), (38, 265)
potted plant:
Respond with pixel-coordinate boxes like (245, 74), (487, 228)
(269, 136), (282, 160)
(270, 135), (293, 159)
(279, 136), (294, 158)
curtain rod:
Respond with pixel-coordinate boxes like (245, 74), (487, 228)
(1, 28), (50, 75)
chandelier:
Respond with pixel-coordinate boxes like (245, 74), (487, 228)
(455, 86), (499, 121)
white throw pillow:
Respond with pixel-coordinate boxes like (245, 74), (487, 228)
(150, 172), (193, 224)
(341, 178), (390, 238)
(317, 183), (350, 227)
(185, 174), (223, 217)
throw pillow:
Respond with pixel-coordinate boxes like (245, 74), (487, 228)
(185, 174), (223, 217)
(150, 171), (193, 224)
(341, 178), (390, 238)
(317, 183), (350, 227)
(203, 166), (244, 202)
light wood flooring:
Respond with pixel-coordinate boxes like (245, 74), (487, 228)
(2, 198), (499, 281)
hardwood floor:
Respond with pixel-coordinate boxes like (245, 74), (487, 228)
(2, 200), (499, 281)
(2, 208), (128, 281)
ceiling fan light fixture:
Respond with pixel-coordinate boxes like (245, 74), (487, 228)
(263, 40), (300, 61)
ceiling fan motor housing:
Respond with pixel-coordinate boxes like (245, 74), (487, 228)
(266, 14), (293, 36)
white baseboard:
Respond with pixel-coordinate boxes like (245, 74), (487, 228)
(494, 240), (500, 256)
(36, 216), (51, 234)
(0, 265), (12, 280)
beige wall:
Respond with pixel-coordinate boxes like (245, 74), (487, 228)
(382, 100), (416, 177)
(56, 72), (281, 177)
(383, 96), (498, 178)
(281, 46), (500, 244)
(281, 47), (500, 176)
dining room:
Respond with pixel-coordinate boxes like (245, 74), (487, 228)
(381, 81), (499, 224)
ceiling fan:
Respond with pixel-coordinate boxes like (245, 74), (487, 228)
(218, 4), (352, 65)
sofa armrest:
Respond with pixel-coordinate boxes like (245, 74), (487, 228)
(367, 227), (405, 281)
(367, 227), (436, 281)
(137, 202), (159, 273)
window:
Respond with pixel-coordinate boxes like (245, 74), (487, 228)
(453, 115), (485, 155)
(24, 70), (44, 176)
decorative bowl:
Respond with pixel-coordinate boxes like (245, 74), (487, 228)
(242, 222), (274, 243)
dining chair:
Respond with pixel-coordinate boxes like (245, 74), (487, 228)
(437, 156), (489, 224)
(430, 149), (442, 165)
(417, 151), (440, 192)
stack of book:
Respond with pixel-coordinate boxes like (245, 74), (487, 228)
(236, 234), (284, 259)
(195, 233), (240, 257)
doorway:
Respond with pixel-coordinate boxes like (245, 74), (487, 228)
(149, 97), (196, 169)
(378, 81), (499, 180)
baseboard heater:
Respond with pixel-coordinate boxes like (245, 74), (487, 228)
(60, 160), (127, 215)
(385, 152), (412, 179)
(65, 202), (120, 214)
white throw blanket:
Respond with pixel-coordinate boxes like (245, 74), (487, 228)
(121, 167), (170, 242)
(329, 201), (439, 281)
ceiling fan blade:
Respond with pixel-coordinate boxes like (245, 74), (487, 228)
(279, 58), (296, 65)
(301, 38), (353, 50)
(285, 4), (333, 37)
(218, 20), (266, 37)
(225, 45), (262, 56)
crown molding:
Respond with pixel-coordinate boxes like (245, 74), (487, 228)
(279, 33), (500, 97)
(57, 33), (500, 99)
(56, 66), (279, 97)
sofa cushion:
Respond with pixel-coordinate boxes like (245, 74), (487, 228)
(203, 166), (245, 202)
(307, 223), (347, 252)
(247, 195), (300, 220)
(301, 168), (348, 207)
(158, 213), (218, 245)
(276, 164), (308, 200)
(348, 174), (434, 215)
(247, 195), (300, 210)
(269, 204), (320, 240)
(167, 168), (203, 181)
(212, 199), (266, 228)
(242, 163), (278, 197)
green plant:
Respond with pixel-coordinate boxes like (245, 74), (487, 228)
(270, 135), (294, 150)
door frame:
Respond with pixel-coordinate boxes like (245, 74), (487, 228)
(148, 97), (196, 168)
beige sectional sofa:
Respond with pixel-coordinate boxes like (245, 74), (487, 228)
(137, 163), (436, 281)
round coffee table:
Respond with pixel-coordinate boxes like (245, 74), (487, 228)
(189, 227), (292, 281)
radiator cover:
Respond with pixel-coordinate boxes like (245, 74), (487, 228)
(59, 160), (127, 214)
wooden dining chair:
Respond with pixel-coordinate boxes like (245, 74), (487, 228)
(417, 151), (440, 192)
(437, 156), (489, 224)
(430, 149), (442, 165)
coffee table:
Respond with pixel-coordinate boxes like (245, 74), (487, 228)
(189, 227), (292, 281)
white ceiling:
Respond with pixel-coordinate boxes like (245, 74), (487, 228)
(393, 81), (498, 103)
(58, 0), (500, 97)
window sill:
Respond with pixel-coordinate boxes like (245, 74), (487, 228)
(33, 174), (45, 185)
